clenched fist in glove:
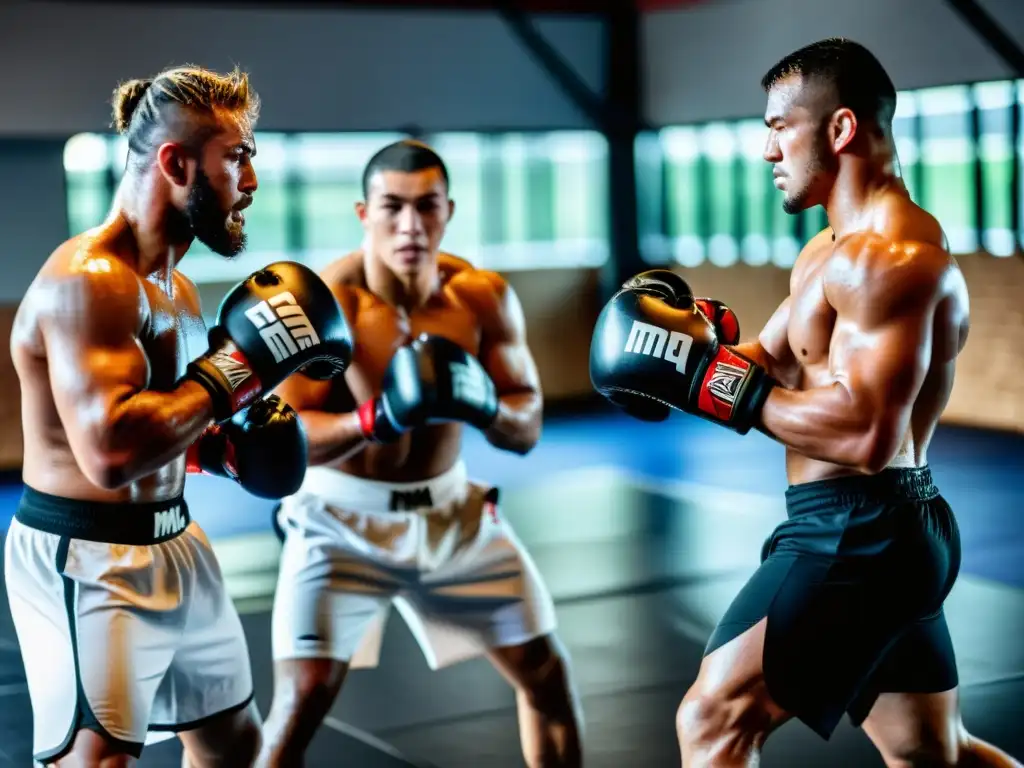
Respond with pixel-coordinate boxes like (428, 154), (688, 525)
(184, 261), (353, 422)
(186, 394), (308, 499)
(589, 269), (776, 434)
(358, 334), (499, 443)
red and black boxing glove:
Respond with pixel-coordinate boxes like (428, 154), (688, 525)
(358, 334), (499, 444)
(589, 270), (775, 434)
(186, 395), (309, 499)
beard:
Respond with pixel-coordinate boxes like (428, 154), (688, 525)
(167, 169), (247, 257)
(782, 128), (836, 215)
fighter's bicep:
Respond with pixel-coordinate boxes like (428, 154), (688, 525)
(41, 270), (150, 437)
(478, 281), (540, 395)
(483, 339), (541, 396)
(833, 310), (932, 412)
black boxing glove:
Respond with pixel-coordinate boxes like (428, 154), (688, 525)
(358, 334), (499, 444)
(186, 395), (308, 499)
(589, 269), (776, 435)
(694, 298), (741, 345)
(185, 262), (353, 422)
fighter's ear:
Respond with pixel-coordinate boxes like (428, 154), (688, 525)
(830, 107), (857, 154)
(155, 142), (191, 188)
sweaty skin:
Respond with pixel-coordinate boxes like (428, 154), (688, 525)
(274, 250), (542, 480)
(733, 188), (970, 484)
(11, 220), (213, 502)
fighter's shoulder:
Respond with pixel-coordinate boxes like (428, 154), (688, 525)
(830, 232), (955, 309)
(444, 254), (507, 298)
(39, 235), (145, 319)
(316, 250), (365, 316)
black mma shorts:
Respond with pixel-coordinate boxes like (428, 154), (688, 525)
(704, 466), (961, 740)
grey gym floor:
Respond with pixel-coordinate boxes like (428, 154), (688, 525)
(1, 411), (1022, 766)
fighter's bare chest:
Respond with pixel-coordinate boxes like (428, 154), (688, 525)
(351, 298), (481, 382)
(786, 252), (836, 365)
(139, 286), (206, 389)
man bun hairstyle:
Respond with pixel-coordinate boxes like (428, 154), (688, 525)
(112, 78), (154, 134)
(110, 64), (261, 170)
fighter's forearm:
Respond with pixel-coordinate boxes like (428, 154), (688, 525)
(98, 380), (215, 487)
(484, 391), (542, 456)
(730, 341), (779, 378)
(296, 409), (368, 466)
(759, 383), (899, 473)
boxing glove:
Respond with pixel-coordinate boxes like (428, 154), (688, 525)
(694, 298), (741, 345)
(358, 334), (499, 443)
(186, 395), (308, 499)
(589, 269), (776, 435)
(185, 262), (353, 422)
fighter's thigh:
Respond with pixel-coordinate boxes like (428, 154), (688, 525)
(417, 515), (558, 646)
(488, 633), (575, 703)
(151, 526), (254, 731)
(270, 526), (394, 663)
(6, 527), (178, 756)
(858, 614), (963, 765)
(689, 552), (892, 741)
(682, 617), (791, 735)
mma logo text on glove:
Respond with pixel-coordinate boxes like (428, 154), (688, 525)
(450, 361), (491, 408)
(244, 292), (321, 363)
(624, 319), (694, 374)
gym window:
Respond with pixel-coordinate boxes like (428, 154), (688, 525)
(637, 77), (1024, 266)
(62, 130), (611, 283)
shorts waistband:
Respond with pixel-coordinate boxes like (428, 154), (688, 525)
(784, 466), (938, 517)
(15, 486), (191, 545)
(295, 461), (469, 513)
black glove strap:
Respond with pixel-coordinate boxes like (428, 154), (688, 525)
(732, 368), (779, 435)
(184, 360), (235, 423)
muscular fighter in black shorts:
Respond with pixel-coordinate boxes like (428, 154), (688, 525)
(590, 38), (1021, 767)
(5, 66), (351, 766)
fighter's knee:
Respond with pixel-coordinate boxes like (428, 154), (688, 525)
(878, 733), (961, 768)
(519, 651), (574, 713)
(677, 685), (730, 746)
(274, 659), (346, 719)
(230, 716), (263, 764)
(677, 681), (767, 758)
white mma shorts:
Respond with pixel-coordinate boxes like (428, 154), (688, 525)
(272, 461), (557, 670)
(4, 487), (254, 762)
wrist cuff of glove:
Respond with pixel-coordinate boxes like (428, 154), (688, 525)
(358, 399), (403, 444)
(186, 351), (263, 423)
(697, 347), (777, 435)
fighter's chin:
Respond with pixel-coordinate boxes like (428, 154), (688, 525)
(781, 193), (810, 215)
(198, 229), (246, 258)
(389, 248), (431, 274)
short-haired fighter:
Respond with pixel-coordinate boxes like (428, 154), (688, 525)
(590, 39), (1021, 767)
(260, 140), (583, 768)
